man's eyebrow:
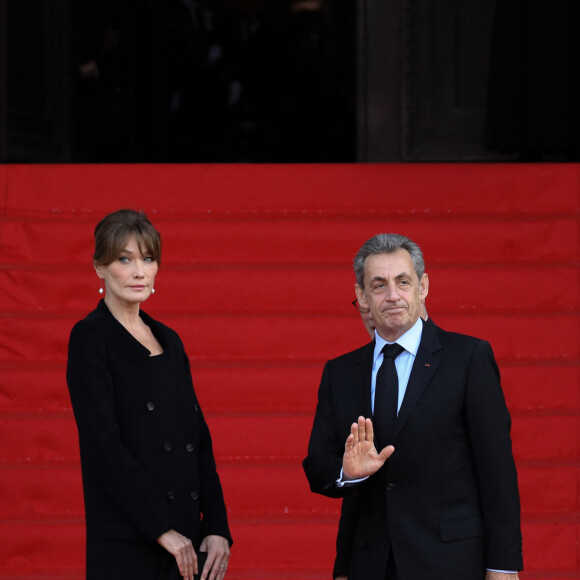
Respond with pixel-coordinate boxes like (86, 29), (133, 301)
(370, 272), (412, 282)
(370, 275), (387, 283)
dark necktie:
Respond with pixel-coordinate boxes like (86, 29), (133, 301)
(374, 343), (405, 449)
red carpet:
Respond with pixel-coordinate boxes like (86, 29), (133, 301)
(0, 163), (578, 578)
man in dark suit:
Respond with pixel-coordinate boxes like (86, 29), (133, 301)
(303, 233), (523, 580)
(333, 301), (429, 580)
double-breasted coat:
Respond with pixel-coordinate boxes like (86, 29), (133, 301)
(67, 300), (231, 579)
(303, 318), (523, 580)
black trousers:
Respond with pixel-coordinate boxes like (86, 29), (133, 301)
(386, 547), (398, 580)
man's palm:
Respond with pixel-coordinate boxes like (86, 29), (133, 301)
(342, 417), (394, 480)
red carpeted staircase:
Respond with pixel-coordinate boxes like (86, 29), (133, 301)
(0, 164), (578, 579)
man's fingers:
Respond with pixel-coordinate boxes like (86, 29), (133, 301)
(355, 416), (376, 443)
(364, 417), (374, 442)
(357, 416), (366, 439)
(344, 432), (354, 452)
(378, 444), (395, 462)
(350, 422), (358, 438)
(349, 417), (376, 446)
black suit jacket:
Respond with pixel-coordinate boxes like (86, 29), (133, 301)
(67, 300), (231, 579)
(303, 319), (522, 580)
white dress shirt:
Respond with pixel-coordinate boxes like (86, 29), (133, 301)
(371, 317), (423, 415)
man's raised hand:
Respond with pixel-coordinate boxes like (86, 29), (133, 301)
(342, 416), (394, 480)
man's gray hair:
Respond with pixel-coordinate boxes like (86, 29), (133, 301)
(353, 233), (425, 288)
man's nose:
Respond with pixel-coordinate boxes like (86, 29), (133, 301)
(385, 284), (399, 300)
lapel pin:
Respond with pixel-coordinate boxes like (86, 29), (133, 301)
(425, 363), (431, 367)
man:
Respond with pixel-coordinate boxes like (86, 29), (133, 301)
(303, 234), (522, 580)
(333, 300), (429, 580)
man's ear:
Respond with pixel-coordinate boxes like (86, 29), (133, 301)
(419, 273), (429, 301)
(355, 283), (368, 308)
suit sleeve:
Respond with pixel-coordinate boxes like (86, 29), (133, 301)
(181, 351), (233, 546)
(465, 340), (523, 571)
(67, 321), (177, 541)
(303, 362), (357, 498)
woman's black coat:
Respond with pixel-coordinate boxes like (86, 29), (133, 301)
(67, 300), (231, 579)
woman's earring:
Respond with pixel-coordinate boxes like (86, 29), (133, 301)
(151, 287), (155, 294)
(98, 279), (104, 294)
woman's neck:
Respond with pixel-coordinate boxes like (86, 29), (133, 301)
(104, 296), (143, 331)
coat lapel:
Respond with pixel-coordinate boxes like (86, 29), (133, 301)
(355, 341), (375, 419)
(393, 319), (442, 440)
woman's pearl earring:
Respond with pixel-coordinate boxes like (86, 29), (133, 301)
(151, 287), (155, 294)
(98, 279), (104, 294)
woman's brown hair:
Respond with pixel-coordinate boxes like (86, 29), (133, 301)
(93, 209), (162, 266)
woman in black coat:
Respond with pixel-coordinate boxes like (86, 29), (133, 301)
(67, 209), (232, 580)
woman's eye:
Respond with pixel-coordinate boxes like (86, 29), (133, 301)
(119, 256), (129, 263)
(144, 256), (155, 263)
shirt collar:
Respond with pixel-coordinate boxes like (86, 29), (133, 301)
(373, 317), (423, 364)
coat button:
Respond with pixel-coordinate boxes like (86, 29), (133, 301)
(164, 442), (172, 452)
(185, 443), (194, 453)
(167, 490), (175, 500)
(190, 491), (198, 501)
(386, 483), (396, 491)
(146, 402), (155, 411)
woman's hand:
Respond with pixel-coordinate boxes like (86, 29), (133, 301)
(199, 535), (231, 580)
(157, 529), (197, 580)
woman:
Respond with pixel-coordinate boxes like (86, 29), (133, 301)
(67, 209), (232, 580)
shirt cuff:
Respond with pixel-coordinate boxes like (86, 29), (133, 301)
(336, 468), (368, 487)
